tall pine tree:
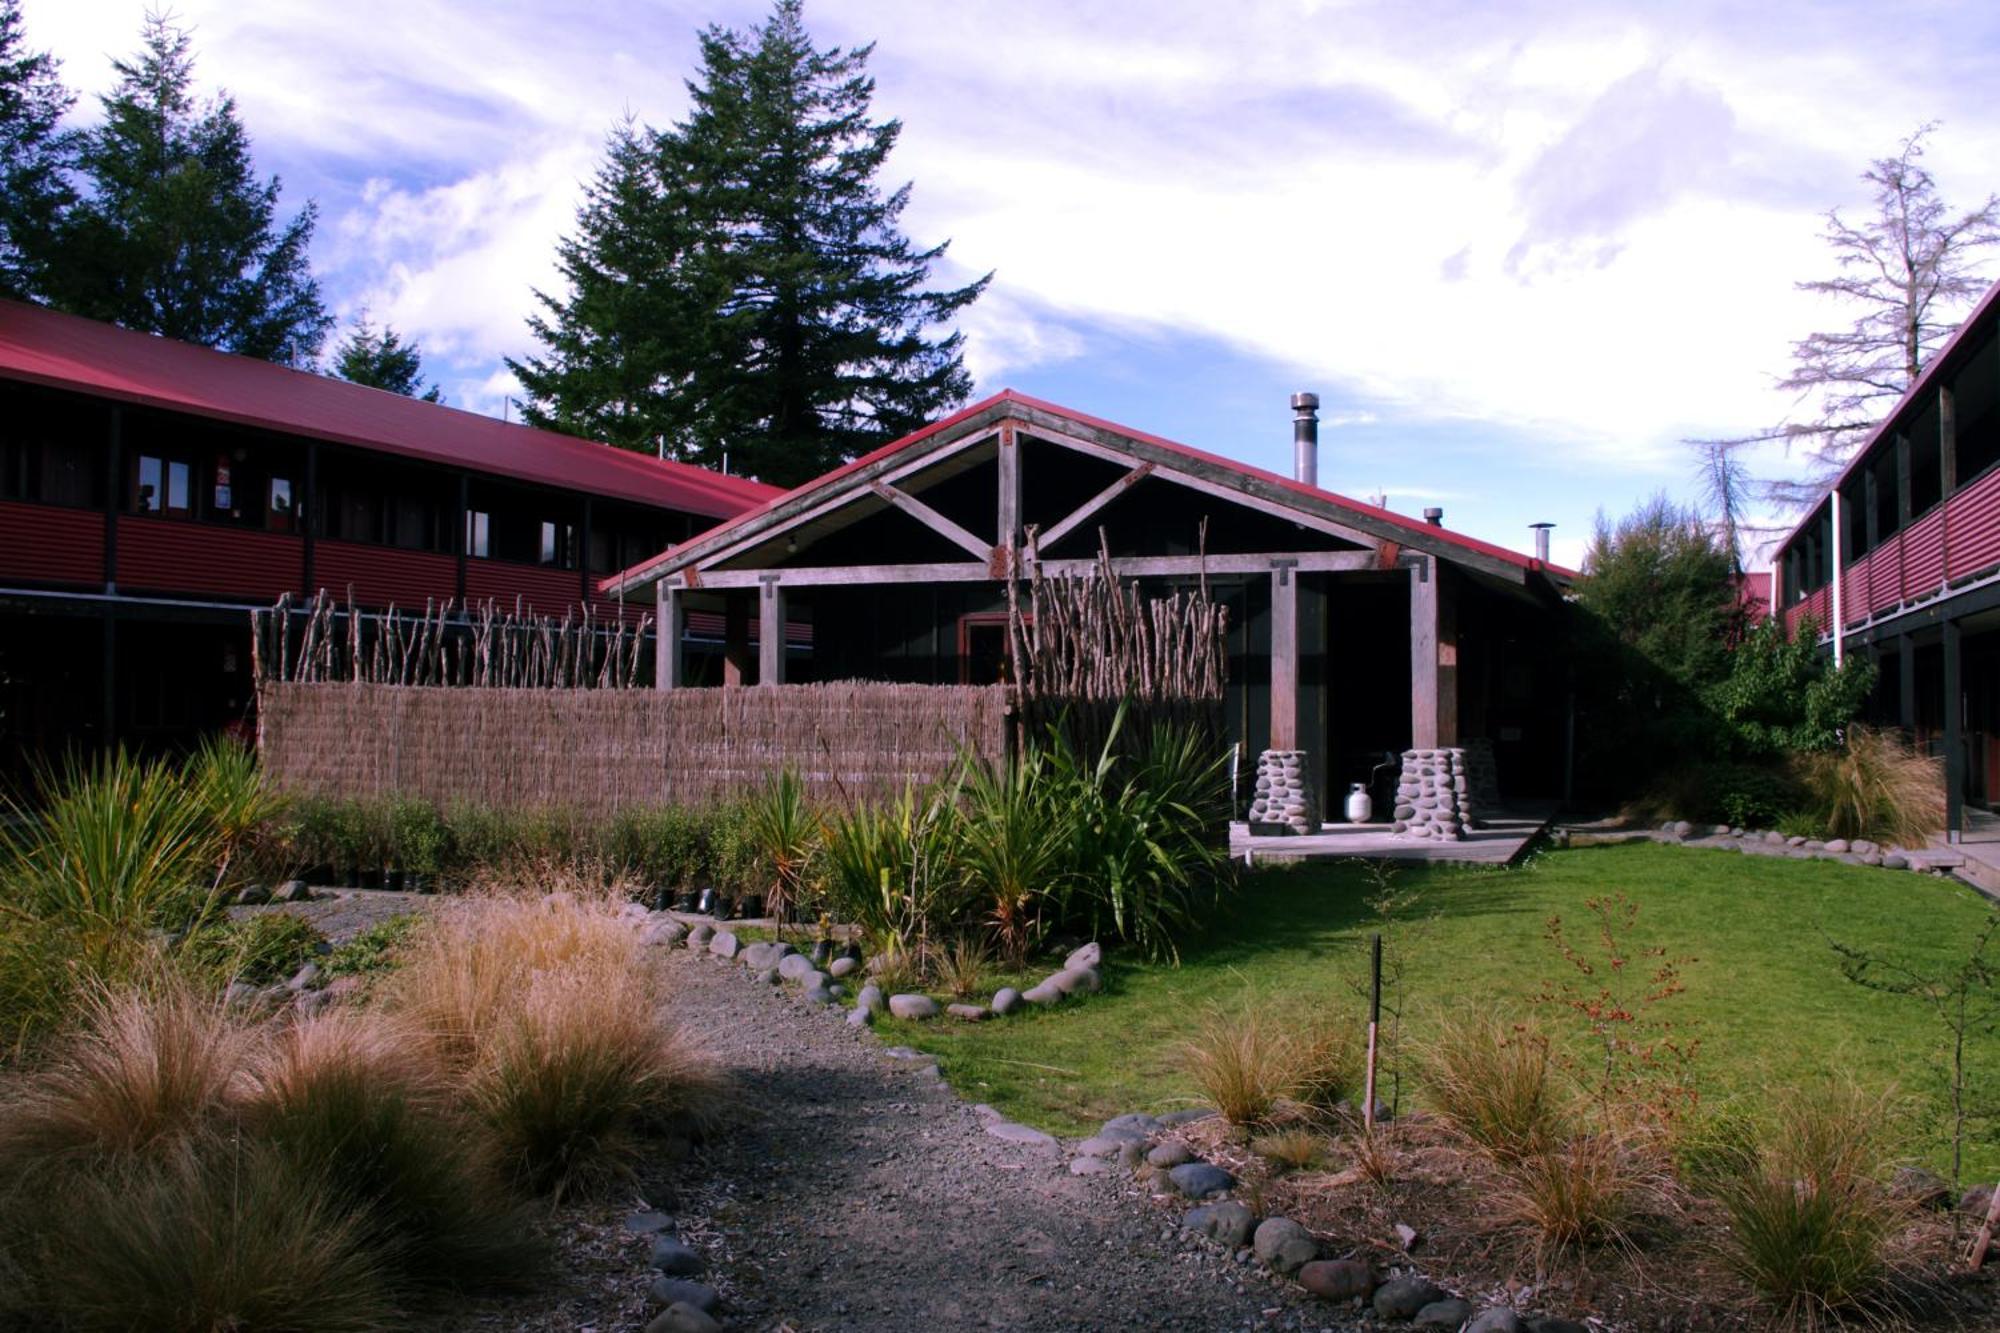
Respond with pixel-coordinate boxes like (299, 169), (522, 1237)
(0, 0), (73, 301)
(510, 118), (721, 454)
(334, 315), (442, 401)
(515, 1), (987, 484)
(43, 12), (329, 364)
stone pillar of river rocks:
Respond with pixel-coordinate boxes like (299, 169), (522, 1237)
(1390, 747), (1471, 841)
(1461, 737), (1502, 818)
(1246, 749), (1318, 835)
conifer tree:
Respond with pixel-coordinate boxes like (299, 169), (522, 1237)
(515, 1), (988, 483)
(42, 12), (329, 364)
(509, 119), (719, 454)
(333, 316), (442, 401)
(0, 0), (73, 300)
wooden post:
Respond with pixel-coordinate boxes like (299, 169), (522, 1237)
(759, 576), (785, 686)
(723, 594), (750, 686)
(1900, 633), (1916, 734)
(103, 406), (121, 594)
(1363, 932), (1382, 1133)
(1269, 559), (1300, 750)
(1897, 431), (1913, 602)
(1411, 558), (1457, 748)
(1946, 617), (1963, 844)
(656, 582), (685, 689)
(996, 423), (1020, 574)
(1971, 1180), (2000, 1269)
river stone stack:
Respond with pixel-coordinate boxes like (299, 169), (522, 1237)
(1461, 738), (1501, 816)
(1390, 747), (1471, 841)
(1246, 749), (1318, 835)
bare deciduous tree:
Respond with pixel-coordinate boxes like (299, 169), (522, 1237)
(1691, 125), (2000, 538)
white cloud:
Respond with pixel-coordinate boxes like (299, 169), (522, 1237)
(24, 0), (2000, 558)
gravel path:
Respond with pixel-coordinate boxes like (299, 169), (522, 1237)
(658, 947), (1341, 1333)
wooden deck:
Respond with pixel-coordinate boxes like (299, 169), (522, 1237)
(1229, 803), (1557, 867)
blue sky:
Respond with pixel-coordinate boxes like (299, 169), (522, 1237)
(24, 0), (2000, 568)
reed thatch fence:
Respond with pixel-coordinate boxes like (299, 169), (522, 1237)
(257, 681), (1008, 812)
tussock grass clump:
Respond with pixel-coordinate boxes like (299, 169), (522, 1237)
(1185, 1005), (1298, 1126)
(27, 1139), (395, 1333)
(1184, 1003), (1358, 1126)
(248, 1011), (540, 1288)
(1795, 725), (1945, 846)
(1253, 1126), (1325, 1171)
(388, 890), (725, 1199)
(1491, 1127), (1665, 1266)
(938, 937), (989, 999)
(1420, 1014), (1566, 1162)
(0, 979), (254, 1166)
(1711, 1083), (1909, 1329)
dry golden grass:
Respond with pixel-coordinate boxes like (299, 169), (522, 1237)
(1419, 1012), (1569, 1162)
(1490, 1126), (1669, 1269)
(1253, 1126), (1325, 1171)
(1795, 725), (1945, 846)
(0, 977), (256, 1165)
(385, 887), (726, 1199)
(1183, 1001), (1360, 1127)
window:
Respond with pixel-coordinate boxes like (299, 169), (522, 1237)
(134, 454), (192, 517)
(465, 510), (490, 559)
(268, 477), (295, 533)
(539, 519), (577, 569)
(1952, 331), (2000, 484)
(1910, 398), (1942, 517)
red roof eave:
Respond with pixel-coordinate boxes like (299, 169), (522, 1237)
(0, 300), (780, 519)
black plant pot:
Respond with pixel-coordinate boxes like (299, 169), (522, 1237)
(385, 867), (404, 892)
(737, 894), (764, 921)
(695, 887), (718, 916)
(360, 867), (382, 890)
(406, 872), (429, 894)
(809, 939), (831, 967)
(345, 866), (362, 889)
(842, 940), (863, 963)
(715, 895), (737, 921)
(674, 889), (697, 913)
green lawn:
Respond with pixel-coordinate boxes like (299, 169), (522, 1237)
(877, 842), (2000, 1178)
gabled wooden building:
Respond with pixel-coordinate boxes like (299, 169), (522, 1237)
(604, 391), (1576, 807)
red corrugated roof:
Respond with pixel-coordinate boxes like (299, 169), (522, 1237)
(0, 299), (780, 519)
(607, 388), (1574, 592)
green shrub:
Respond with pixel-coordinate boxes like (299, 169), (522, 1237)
(820, 780), (966, 958)
(1, 750), (228, 958)
(1712, 1083), (1908, 1327)
(1039, 707), (1233, 962)
(388, 797), (448, 876)
(741, 772), (820, 920)
(326, 914), (421, 978)
(960, 754), (1067, 964)
(182, 912), (325, 987)
(183, 738), (287, 892)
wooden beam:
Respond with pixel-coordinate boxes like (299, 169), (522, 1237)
(599, 419), (1009, 595)
(759, 577), (784, 685)
(1270, 561), (1300, 751)
(1438, 561), (1459, 747)
(1039, 462), (1154, 552)
(683, 549), (1379, 589)
(1945, 615), (1962, 842)
(657, 583), (684, 689)
(869, 481), (991, 560)
(1014, 410), (1534, 586)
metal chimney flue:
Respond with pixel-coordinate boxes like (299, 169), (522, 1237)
(1423, 506), (1444, 526)
(1290, 392), (1319, 488)
(1530, 522), (1554, 563)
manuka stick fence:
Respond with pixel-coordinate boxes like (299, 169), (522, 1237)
(256, 681), (1008, 812)
(1008, 532), (1229, 749)
(253, 592), (652, 689)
